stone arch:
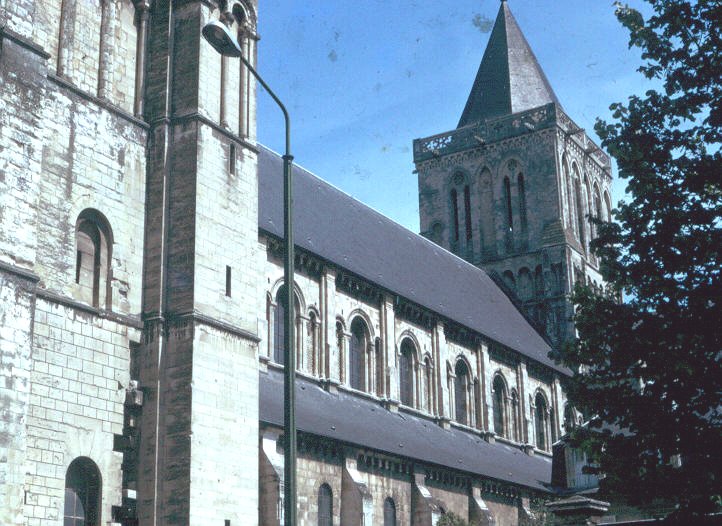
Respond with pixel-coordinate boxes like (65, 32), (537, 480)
(492, 372), (509, 438)
(603, 190), (612, 221)
(398, 337), (418, 407)
(534, 389), (551, 451)
(64, 456), (102, 526)
(562, 152), (573, 228)
(74, 208), (113, 310)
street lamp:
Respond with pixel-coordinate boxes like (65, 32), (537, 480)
(203, 18), (297, 526)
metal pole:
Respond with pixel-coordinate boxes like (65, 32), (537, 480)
(236, 52), (296, 526)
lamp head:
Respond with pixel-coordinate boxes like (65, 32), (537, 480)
(202, 20), (242, 57)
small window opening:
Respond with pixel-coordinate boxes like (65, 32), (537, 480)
(225, 266), (232, 297)
(229, 143), (236, 175)
(75, 250), (82, 283)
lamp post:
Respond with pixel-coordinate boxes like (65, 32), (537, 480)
(202, 19), (297, 526)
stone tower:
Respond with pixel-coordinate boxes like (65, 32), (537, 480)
(413, 1), (612, 348)
(0, 0), (263, 523)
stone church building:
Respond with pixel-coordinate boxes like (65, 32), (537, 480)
(0, 0), (610, 524)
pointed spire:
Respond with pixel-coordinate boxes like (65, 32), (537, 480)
(458, 1), (560, 127)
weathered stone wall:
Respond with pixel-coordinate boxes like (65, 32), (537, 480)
(25, 297), (138, 525)
(0, 269), (36, 526)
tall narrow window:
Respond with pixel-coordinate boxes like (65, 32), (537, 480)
(492, 375), (508, 438)
(309, 312), (319, 375)
(75, 210), (112, 309)
(273, 286), (299, 365)
(424, 357), (433, 413)
(517, 174), (527, 232)
(399, 339), (415, 407)
(65, 457), (101, 526)
(564, 404), (576, 433)
(450, 189), (460, 242)
(229, 143), (236, 174)
(503, 177), (513, 233)
(349, 318), (367, 391)
(454, 360), (469, 425)
(225, 266), (232, 297)
(574, 179), (585, 248)
(535, 392), (549, 451)
(464, 185), (472, 241)
(511, 389), (520, 442)
(318, 484), (332, 526)
(384, 498), (397, 526)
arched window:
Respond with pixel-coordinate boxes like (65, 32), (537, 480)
(75, 210), (112, 309)
(384, 497), (397, 526)
(309, 311), (319, 375)
(65, 457), (101, 526)
(518, 267), (533, 300)
(318, 483), (332, 526)
(534, 265), (544, 298)
(273, 285), (299, 365)
(399, 339), (415, 407)
(464, 185), (472, 241)
(450, 188), (460, 243)
(517, 174), (527, 232)
(502, 270), (516, 293)
(454, 360), (469, 425)
(564, 404), (576, 434)
(574, 178), (586, 248)
(349, 318), (368, 391)
(492, 375), (508, 438)
(424, 356), (433, 413)
(502, 176), (513, 233)
(510, 389), (520, 442)
(535, 392), (550, 451)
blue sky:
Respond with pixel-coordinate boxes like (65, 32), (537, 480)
(256, 1), (655, 232)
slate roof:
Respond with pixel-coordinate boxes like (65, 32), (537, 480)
(458, 1), (560, 127)
(260, 368), (553, 491)
(258, 146), (564, 373)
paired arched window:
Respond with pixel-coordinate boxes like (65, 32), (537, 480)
(349, 318), (368, 391)
(454, 360), (470, 426)
(75, 210), (113, 309)
(65, 457), (101, 526)
(492, 375), (508, 438)
(384, 497), (397, 526)
(273, 285), (300, 365)
(318, 483), (332, 526)
(535, 392), (550, 451)
(399, 339), (415, 407)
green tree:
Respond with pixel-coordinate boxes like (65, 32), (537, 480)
(555, 0), (721, 517)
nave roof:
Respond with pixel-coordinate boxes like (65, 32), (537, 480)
(260, 368), (553, 492)
(258, 146), (563, 374)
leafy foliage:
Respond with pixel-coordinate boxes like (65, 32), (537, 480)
(555, 0), (721, 516)
(436, 513), (479, 526)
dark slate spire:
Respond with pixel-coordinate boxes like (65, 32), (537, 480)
(458, 1), (560, 127)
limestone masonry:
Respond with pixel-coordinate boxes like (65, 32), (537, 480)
(0, 0), (609, 524)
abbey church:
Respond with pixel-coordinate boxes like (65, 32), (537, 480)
(0, 1), (610, 525)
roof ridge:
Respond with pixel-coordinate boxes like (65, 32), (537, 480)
(257, 145), (497, 280)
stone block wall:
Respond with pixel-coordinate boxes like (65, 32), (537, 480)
(24, 297), (138, 525)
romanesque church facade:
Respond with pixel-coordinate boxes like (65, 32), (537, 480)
(0, 1), (608, 525)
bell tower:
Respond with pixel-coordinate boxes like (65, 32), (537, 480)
(413, 1), (612, 348)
